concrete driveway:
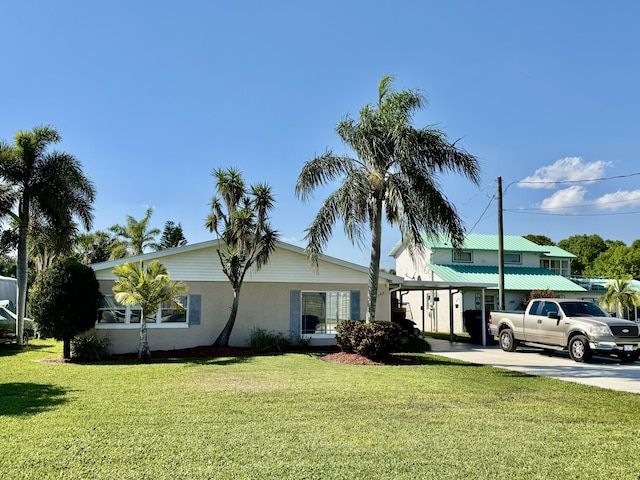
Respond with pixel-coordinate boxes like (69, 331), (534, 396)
(427, 338), (640, 394)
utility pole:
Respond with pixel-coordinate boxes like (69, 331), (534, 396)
(497, 176), (505, 310)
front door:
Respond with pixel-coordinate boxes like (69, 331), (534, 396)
(536, 300), (565, 346)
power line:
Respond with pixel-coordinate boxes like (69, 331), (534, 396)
(516, 171), (640, 186)
(505, 209), (640, 217)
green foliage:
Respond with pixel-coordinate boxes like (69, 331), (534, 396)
(158, 220), (187, 249)
(523, 234), (555, 246)
(70, 330), (111, 361)
(247, 328), (291, 354)
(29, 257), (100, 359)
(296, 75), (480, 323)
(598, 276), (640, 318)
(112, 259), (187, 362)
(204, 167), (279, 347)
(109, 207), (160, 256)
(0, 125), (96, 346)
(585, 244), (640, 279)
(336, 320), (401, 359)
(557, 234), (608, 276)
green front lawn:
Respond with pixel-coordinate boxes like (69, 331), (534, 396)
(1, 340), (639, 479)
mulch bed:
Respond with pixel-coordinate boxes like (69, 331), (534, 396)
(322, 352), (419, 365)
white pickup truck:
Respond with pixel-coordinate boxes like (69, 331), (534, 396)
(489, 299), (640, 363)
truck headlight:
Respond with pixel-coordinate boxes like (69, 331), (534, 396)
(589, 325), (612, 336)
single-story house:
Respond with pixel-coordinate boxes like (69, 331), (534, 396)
(91, 239), (402, 354)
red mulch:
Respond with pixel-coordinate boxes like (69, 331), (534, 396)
(322, 352), (419, 366)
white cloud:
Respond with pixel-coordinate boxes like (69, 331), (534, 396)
(519, 157), (612, 189)
(539, 187), (640, 213)
(590, 190), (640, 211)
(539, 186), (588, 212)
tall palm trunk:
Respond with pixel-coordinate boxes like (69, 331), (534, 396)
(365, 200), (383, 323)
(16, 216), (29, 347)
(213, 286), (241, 347)
(138, 308), (151, 362)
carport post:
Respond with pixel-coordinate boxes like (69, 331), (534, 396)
(449, 289), (455, 342)
(481, 288), (487, 346)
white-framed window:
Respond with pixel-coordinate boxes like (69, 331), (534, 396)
(503, 253), (522, 264)
(301, 291), (351, 335)
(452, 251), (473, 263)
(540, 259), (570, 277)
(96, 295), (191, 329)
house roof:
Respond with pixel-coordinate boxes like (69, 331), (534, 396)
(428, 264), (587, 292)
(90, 239), (403, 283)
(389, 234), (575, 259)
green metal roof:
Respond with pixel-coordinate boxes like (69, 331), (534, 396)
(428, 264), (587, 292)
(418, 233), (575, 258)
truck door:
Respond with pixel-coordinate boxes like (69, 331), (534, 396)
(536, 301), (564, 346)
(524, 300), (543, 342)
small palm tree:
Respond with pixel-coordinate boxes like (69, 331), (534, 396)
(296, 75), (480, 322)
(205, 167), (278, 347)
(599, 276), (640, 319)
(112, 259), (188, 362)
(110, 207), (160, 256)
(0, 125), (95, 345)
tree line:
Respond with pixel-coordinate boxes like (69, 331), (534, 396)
(524, 234), (640, 279)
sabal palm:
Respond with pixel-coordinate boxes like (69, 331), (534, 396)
(599, 276), (640, 319)
(205, 167), (278, 347)
(112, 259), (187, 361)
(296, 75), (480, 322)
(110, 207), (160, 256)
(0, 126), (95, 345)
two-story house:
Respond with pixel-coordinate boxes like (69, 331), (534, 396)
(390, 234), (588, 337)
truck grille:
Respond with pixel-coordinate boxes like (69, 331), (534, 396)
(610, 325), (640, 337)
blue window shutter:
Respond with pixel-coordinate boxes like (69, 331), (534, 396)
(188, 295), (201, 325)
(350, 290), (360, 320)
(290, 290), (301, 337)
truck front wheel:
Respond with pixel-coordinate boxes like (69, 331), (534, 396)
(568, 335), (592, 363)
(499, 329), (518, 352)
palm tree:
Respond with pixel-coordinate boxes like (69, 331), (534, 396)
(0, 126), (95, 346)
(205, 167), (279, 347)
(296, 75), (480, 323)
(112, 259), (187, 362)
(109, 207), (160, 256)
(74, 230), (115, 264)
(599, 276), (640, 319)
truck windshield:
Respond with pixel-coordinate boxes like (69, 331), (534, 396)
(559, 302), (609, 317)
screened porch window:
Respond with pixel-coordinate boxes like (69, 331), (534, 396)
(97, 295), (189, 326)
(301, 291), (351, 335)
(452, 251), (473, 263)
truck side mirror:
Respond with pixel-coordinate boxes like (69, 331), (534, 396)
(547, 312), (560, 320)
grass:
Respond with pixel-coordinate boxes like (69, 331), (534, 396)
(1, 340), (640, 479)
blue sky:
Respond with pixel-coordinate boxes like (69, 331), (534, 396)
(2, 1), (640, 269)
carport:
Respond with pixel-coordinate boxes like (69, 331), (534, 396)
(389, 280), (497, 345)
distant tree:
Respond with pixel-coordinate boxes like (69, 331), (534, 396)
(29, 258), (101, 359)
(157, 221), (187, 250)
(75, 230), (114, 264)
(0, 254), (15, 277)
(0, 126), (95, 347)
(586, 244), (640, 279)
(112, 259), (187, 362)
(599, 276), (640, 318)
(296, 75), (480, 323)
(109, 207), (160, 256)
(557, 234), (608, 277)
(205, 168), (278, 347)
(28, 220), (78, 275)
(523, 234), (555, 246)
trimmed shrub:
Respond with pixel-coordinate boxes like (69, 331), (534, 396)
(71, 331), (112, 361)
(336, 320), (401, 360)
(248, 328), (291, 354)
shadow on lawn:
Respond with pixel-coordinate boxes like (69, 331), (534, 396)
(0, 382), (67, 416)
(0, 343), (51, 357)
